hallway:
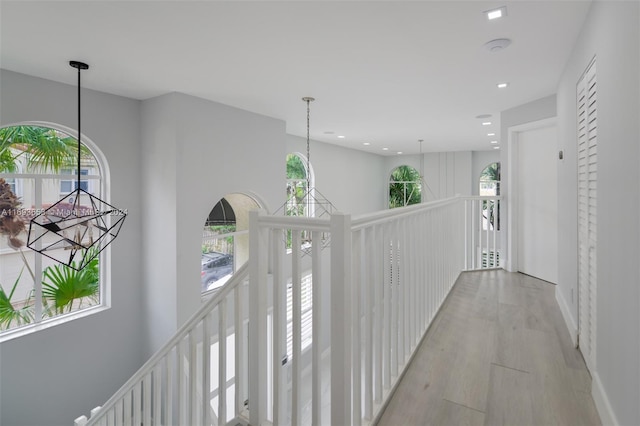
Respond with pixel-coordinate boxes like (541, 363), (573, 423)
(378, 270), (601, 426)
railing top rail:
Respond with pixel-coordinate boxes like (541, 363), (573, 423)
(256, 212), (331, 232)
(86, 263), (250, 424)
(351, 196), (462, 230)
(254, 195), (502, 233)
(462, 195), (503, 201)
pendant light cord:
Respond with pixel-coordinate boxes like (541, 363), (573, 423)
(306, 98), (311, 193)
(302, 97), (315, 217)
(76, 65), (82, 193)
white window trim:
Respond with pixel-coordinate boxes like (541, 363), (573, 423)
(0, 121), (113, 342)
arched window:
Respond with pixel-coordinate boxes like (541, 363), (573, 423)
(286, 153), (314, 217)
(479, 162), (501, 196)
(201, 193), (261, 294)
(0, 124), (108, 339)
(389, 165), (422, 208)
(479, 162), (501, 231)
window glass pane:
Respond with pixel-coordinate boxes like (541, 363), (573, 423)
(40, 178), (101, 320)
(0, 125), (104, 336)
(0, 177), (35, 332)
(60, 180), (72, 193)
(389, 165), (421, 208)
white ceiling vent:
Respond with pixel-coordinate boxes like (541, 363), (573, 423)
(484, 38), (512, 52)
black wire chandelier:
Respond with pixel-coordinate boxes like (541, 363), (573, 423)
(27, 61), (127, 271)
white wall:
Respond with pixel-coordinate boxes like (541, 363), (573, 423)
(0, 70), (145, 426)
(556, 2), (639, 424)
(286, 135), (387, 215)
(141, 93), (286, 352)
(384, 151), (473, 203)
(140, 94), (180, 354)
(500, 94), (557, 200)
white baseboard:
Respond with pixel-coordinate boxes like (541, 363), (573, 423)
(592, 371), (619, 426)
(555, 287), (578, 346)
(555, 289), (619, 425)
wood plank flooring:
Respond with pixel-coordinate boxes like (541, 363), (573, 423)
(377, 270), (601, 426)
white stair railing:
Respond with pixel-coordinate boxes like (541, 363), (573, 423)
(349, 197), (464, 424)
(77, 195), (492, 425)
(248, 196), (466, 426)
(76, 263), (251, 426)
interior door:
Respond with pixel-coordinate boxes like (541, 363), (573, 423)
(516, 124), (558, 284)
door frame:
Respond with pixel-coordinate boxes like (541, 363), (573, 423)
(505, 117), (557, 273)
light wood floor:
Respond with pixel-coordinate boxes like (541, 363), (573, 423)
(377, 270), (601, 426)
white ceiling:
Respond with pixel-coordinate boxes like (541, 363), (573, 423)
(0, 0), (591, 155)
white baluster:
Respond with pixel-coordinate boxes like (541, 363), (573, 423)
(363, 227), (373, 419)
(203, 312), (212, 426)
(219, 300), (227, 425)
(249, 210), (268, 426)
(373, 224), (382, 404)
(330, 212), (352, 426)
(311, 230), (323, 426)
(351, 229), (362, 426)
(291, 230), (301, 426)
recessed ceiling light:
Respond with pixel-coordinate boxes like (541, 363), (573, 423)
(490, 140), (498, 144)
(482, 122), (492, 126)
(383, 147), (389, 151)
(397, 151), (403, 155)
(487, 133), (496, 136)
(497, 82), (509, 88)
(337, 135), (345, 139)
(363, 142), (371, 146)
(493, 146), (500, 150)
(485, 6), (507, 20)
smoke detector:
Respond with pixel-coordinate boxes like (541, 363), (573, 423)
(484, 38), (512, 52)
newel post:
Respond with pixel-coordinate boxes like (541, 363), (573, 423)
(330, 212), (353, 425)
(249, 209), (268, 426)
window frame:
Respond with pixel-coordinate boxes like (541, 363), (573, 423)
(286, 152), (315, 218)
(0, 122), (112, 342)
(59, 168), (92, 194)
(388, 165), (422, 208)
(478, 162), (501, 196)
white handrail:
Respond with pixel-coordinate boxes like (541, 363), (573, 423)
(81, 262), (250, 426)
(77, 195), (502, 426)
(351, 196), (460, 230)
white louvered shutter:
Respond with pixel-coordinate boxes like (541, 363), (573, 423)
(577, 59), (597, 372)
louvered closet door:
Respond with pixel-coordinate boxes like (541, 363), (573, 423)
(577, 59), (597, 372)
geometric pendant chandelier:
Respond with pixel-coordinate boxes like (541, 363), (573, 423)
(27, 61), (127, 271)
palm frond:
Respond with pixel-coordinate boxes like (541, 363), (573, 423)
(0, 269), (34, 330)
(42, 254), (99, 314)
(0, 126), (78, 173)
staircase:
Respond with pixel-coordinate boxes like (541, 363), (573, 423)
(75, 196), (500, 426)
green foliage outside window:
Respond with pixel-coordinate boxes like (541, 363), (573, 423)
(0, 125), (84, 173)
(389, 165), (422, 208)
(0, 125), (102, 332)
(286, 154), (308, 217)
(0, 255), (100, 330)
(286, 153), (306, 180)
(480, 162), (501, 230)
(203, 224), (236, 254)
